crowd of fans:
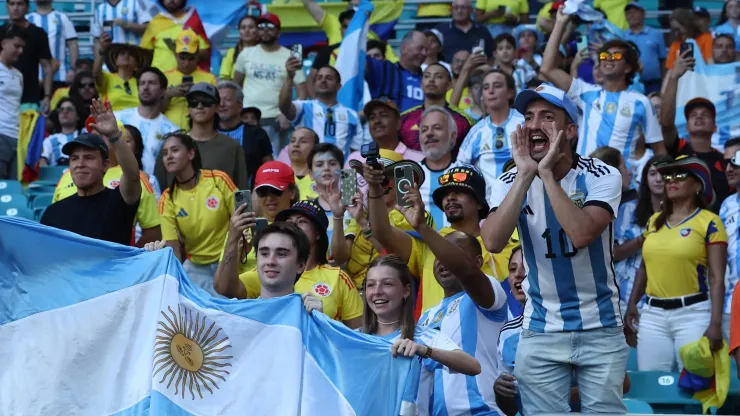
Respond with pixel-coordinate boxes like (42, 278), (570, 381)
(2, 0), (740, 414)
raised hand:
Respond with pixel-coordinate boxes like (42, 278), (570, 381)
(397, 184), (425, 230)
(302, 292), (324, 314)
(673, 49), (696, 78)
(511, 124), (538, 175)
(285, 56), (302, 78)
(229, 203), (256, 238)
(322, 179), (345, 218)
(88, 99), (120, 138)
(346, 192), (366, 221)
(537, 128), (565, 177)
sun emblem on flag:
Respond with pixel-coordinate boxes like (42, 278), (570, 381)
(153, 305), (233, 400)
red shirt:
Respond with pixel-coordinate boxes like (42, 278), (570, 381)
(399, 104), (475, 154)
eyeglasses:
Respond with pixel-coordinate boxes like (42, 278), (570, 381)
(177, 53), (197, 61)
(599, 52), (623, 61)
(256, 187), (284, 198)
(80, 82), (95, 89)
(58, 106), (76, 113)
(495, 127), (505, 149)
(187, 98), (217, 108)
(439, 171), (469, 185)
(257, 23), (276, 30)
(662, 172), (690, 182)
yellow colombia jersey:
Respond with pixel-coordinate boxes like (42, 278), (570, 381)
(53, 166), (160, 234)
(417, 3), (451, 17)
(446, 88), (473, 111)
(98, 72), (140, 112)
(140, 16), (210, 73)
(239, 265), (363, 321)
(410, 227), (520, 313)
(477, 0), (529, 24)
(320, 13), (399, 64)
(295, 174), (318, 201)
(159, 170), (236, 264)
(164, 68), (218, 129)
(345, 209), (431, 288)
(642, 209), (728, 299)
(219, 47), (238, 80)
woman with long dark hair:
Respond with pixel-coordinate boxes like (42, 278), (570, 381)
(68, 70), (99, 124)
(626, 156), (727, 371)
(665, 8), (713, 69)
(219, 15), (259, 80)
(158, 132), (236, 296)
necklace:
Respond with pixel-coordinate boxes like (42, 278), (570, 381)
(377, 319), (400, 325)
(177, 171), (197, 185)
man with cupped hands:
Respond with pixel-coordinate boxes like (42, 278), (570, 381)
(481, 84), (627, 413)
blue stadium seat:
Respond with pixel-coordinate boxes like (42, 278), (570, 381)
(2, 205), (35, 220)
(31, 193), (54, 210)
(625, 371), (708, 414)
(27, 182), (58, 196)
(38, 166), (68, 183)
(624, 398), (654, 414)
(0, 192), (28, 209)
(627, 347), (638, 371)
(0, 179), (23, 195)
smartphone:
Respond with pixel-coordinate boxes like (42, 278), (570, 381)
(291, 44), (303, 60)
(182, 75), (193, 84)
(576, 35), (588, 52)
(679, 42), (694, 56)
(102, 21), (113, 39)
(498, 5), (506, 13)
(472, 39), (485, 55)
(234, 190), (251, 213)
(394, 165), (414, 208)
(340, 169), (357, 206)
(253, 217), (268, 236)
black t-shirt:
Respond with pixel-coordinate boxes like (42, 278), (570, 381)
(670, 136), (729, 213)
(239, 124), (273, 187)
(40, 187), (140, 246)
(312, 43), (340, 70)
(1, 22), (52, 104)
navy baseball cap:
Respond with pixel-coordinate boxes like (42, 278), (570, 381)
(514, 84), (579, 123)
(693, 7), (710, 18)
(61, 133), (109, 159)
(624, 2), (645, 12)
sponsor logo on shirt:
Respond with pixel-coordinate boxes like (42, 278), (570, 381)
(521, 205), (534, 215)
(313, 282), (332, 297)
(206, 196), (220, 210)
(177, 208), (188, 217)
(411, 124), (419, 131)
(480, 142), (491, 152)
(680, 228), (692, 237)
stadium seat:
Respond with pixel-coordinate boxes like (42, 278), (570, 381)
(627, 347), (638, 371)
(0, 179), (23, 195)
(31, 193), (54, 210)
(37, 166), (68, 183)
(625, 371), (707, 414)
(624, 399), (654, 414)
(27, 182), (58, 196)
(2, 205), (35, 220)
(0, 192), (28, 209)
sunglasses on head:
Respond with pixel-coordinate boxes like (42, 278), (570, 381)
(258, 23), (276, 30)
(256, 187), (284, 198)
(495, 127), (505, 149)
(599, 52), (623, 61)
(439, 171), (469, 185)
(187, 98), (217, 108)
(662, 172), (690, 182)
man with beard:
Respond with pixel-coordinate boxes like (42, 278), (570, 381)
(234, 13), (307, 156)
(712, 34), (736, 64)
(720, 138), (740, 343)
(277, 64), (362, 162)
(400, 64), (473, 154)
(115, 67), (179, 177)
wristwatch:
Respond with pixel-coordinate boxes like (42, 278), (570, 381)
(422, 345), (433, 359)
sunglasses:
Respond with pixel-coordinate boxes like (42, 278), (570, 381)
(187, 98), (217, 108)
(725, 158), (740, 167)
(256, 187), (284, 198)
(177, 53), (197, 61)
(58, 106), (76, 113)
(662, 172), (690, 182)
(599, 52), (623, 61)
(258, 23), (276, 30)
(439, 171), (469, 185)
(495, 127), (505, 149)
(80, 82), (95, 89)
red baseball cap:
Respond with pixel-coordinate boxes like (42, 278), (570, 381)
(255, 161), (295, 191)
(550, 1), (565, 13)
(258, 13), (281, 30)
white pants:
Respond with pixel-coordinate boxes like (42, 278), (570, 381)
(636, 300), (710, 371)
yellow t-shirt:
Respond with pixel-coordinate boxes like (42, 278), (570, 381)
(345, 210), (433, 288)
(50, 87), (69, 111)
(536, 2), (554, 33)
(642, 209), (728, 298)
(98, 72), (139, 112)
(140, 15), (210, 73)
(239, 265), (363, 321)
(295, 174), (318, 201)
(320, 13), (399, 64)
(163, 68), (218, 129)
(417, 3), (451, 18)
(159, 170), (236, 264)
(476, 0), (529, 24)
(53, 167), (160, 233)
(593, 0), (629, 30)
(219, 47), (238, 80)
(446, 87), (473, 111)
(409, 227), (518, 313)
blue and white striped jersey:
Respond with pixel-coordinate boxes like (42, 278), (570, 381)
(26, 11), (77, 82)
(614, 200), (645, 307)
(720, 193), (740, 314)
(41, 131), (78, 166)
(567, 78), (662, 162)
(417, 276), (507, 416)
(91, 0), (152, 45)
(115, 107), (179, 176)
(291, 100), (363, 157)
(497, 314), (523, 373)
(489, 155), (623, 333)
(419, 159), (452, 231)
(456, 109), (524, 204)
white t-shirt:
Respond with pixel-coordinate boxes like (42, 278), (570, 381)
(26, 11), (77, 82)
(115, 107), (179, 176)
(0, 63), (23, 138)
(234, 45), (307, 119)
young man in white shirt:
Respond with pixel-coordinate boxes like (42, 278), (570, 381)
(0, 25), (25, 179)
(26, 0), (79, 84)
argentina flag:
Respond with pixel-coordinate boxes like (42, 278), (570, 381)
(337, 0), (374, 112)
(0, 218), (419, 415)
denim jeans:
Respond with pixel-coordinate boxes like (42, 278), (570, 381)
(260, 117), (290, 159)
(514, 326), (628, 414)
(0, 133), (17, 180)
(183, 260), (223, 298)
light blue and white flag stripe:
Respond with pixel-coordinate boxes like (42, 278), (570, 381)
(675, 39), (740, 151)
(337, 0), (373, 112)
(0, 218), (419, 416)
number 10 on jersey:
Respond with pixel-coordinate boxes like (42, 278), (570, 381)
(541, 228), (578, 259)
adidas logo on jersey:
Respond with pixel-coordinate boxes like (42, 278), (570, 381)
(521, 205), (534, 215)
(177, 208), (188, 217)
